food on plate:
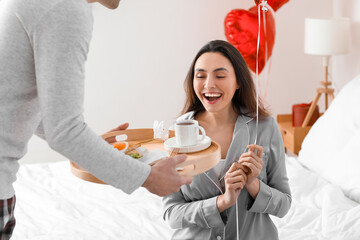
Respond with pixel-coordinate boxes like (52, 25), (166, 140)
(112, 142), (128, 151)
(130, 153), (143, 159)
(125, 148), (143, 159)
(112, 142), (143, 159)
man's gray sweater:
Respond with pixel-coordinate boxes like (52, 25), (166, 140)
(0, 0), (150, 199)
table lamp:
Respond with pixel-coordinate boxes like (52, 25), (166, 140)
(302, 18), (350, 127)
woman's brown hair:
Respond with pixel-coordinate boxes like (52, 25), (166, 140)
(181, 40), (270, 119)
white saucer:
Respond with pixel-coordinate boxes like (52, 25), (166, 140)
(164, 136), (212, 153)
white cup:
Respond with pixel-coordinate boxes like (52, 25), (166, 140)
(175, 120), (206, 147)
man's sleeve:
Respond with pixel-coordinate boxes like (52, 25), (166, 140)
(31, 0), (150, 194)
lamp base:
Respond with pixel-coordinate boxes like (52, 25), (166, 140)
(302, 58), (335, 127)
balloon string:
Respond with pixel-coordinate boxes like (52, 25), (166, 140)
(236, 3), (262, 240)
(262, 4), (268, 99)
(262, 2), (275, 99)
(254, 3), (263, 146)
(236, 3), (274, 240)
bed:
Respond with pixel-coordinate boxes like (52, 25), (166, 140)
(13, 160), (172, 240)
(12, 154), (360, 240)
(12, 76), (360, 240)
(272, 75), (360, 240)
(272, 156), (360, 240)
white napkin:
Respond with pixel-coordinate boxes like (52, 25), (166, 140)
(153, 120), (169, 140)
(136, 147), (169, 165)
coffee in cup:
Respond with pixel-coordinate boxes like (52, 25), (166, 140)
(175, 120), (206, 147)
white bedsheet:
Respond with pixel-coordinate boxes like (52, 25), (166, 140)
(12, 156), (360, 240)
(13, 161), (173, 240)
(271, 156), (360, 240)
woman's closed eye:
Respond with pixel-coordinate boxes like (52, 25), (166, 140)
(195, 74), (226, 79)
(195, 74), (206, 79)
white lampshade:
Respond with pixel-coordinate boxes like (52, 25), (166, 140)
(304, 18), (350, 56)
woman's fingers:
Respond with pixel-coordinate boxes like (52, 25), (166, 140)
(226, 168), (247, 179)
(225, 180), (246, 191)
(227, 162), (243, 174)
(239, 146), (263, 172)
(225, 170), (247, 192)
(226, 164), (248, 179)
(224, 145), (264, 190)
(224, 165), (248, 198)
(240, 154), (262, 169)
(240, 151), (262, 164)
(248, 144), (263, 158)
(236, 164), (249, 173)
(226, 171), (246, 182)
(239, 156), (262, 170)
(226, 162), (237, 174)
(241, 162), (258, 176)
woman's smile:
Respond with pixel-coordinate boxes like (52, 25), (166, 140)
(203, 92), (223, 104)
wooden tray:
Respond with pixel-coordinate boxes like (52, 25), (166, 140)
(70, 128), (221, 184)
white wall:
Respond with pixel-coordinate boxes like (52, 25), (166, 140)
(268, 0), (332, 115)
(21, 0), (358, 164)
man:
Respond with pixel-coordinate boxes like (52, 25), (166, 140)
(0, 0), (192, 238)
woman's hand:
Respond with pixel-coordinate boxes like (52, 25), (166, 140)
(217, 162), (247, 213)
(239, 144), (263, 199)
(239, 144), (263, 184)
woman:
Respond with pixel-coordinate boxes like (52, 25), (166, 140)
(163, 40), (291, 240)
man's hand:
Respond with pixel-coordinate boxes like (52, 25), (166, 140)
(104, 123), (129, 143)
(104, 123), (193, 196)
(142, 155), (193, 197)
(107, 122), (129, 132)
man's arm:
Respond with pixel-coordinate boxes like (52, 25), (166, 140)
(32, 0), (191, 195)
(31, 0), (144, 193)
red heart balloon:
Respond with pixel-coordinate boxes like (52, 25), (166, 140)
(254, 0), (290, 12)
(224, 6), (275, 74)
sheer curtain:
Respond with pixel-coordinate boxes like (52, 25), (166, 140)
(332, 0), (360, 90)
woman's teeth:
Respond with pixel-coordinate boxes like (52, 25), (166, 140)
(204, 93), (222, 101)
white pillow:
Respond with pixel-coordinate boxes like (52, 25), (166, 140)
(299, 75), (360, 203)
(330, 132), (360, 202)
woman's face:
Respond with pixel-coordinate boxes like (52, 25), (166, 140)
(193, 52), (239, 114)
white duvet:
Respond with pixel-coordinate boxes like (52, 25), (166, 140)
(13, 161), (173, 240)
(12, 156), (360, 240)
(271, 156), (360, 240)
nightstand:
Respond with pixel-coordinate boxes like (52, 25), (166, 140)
(276, 114), (311, 155)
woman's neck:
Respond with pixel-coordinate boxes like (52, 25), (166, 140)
(196, 107), (238, 126)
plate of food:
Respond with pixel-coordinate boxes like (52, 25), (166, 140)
(70, 129), (221, 184)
